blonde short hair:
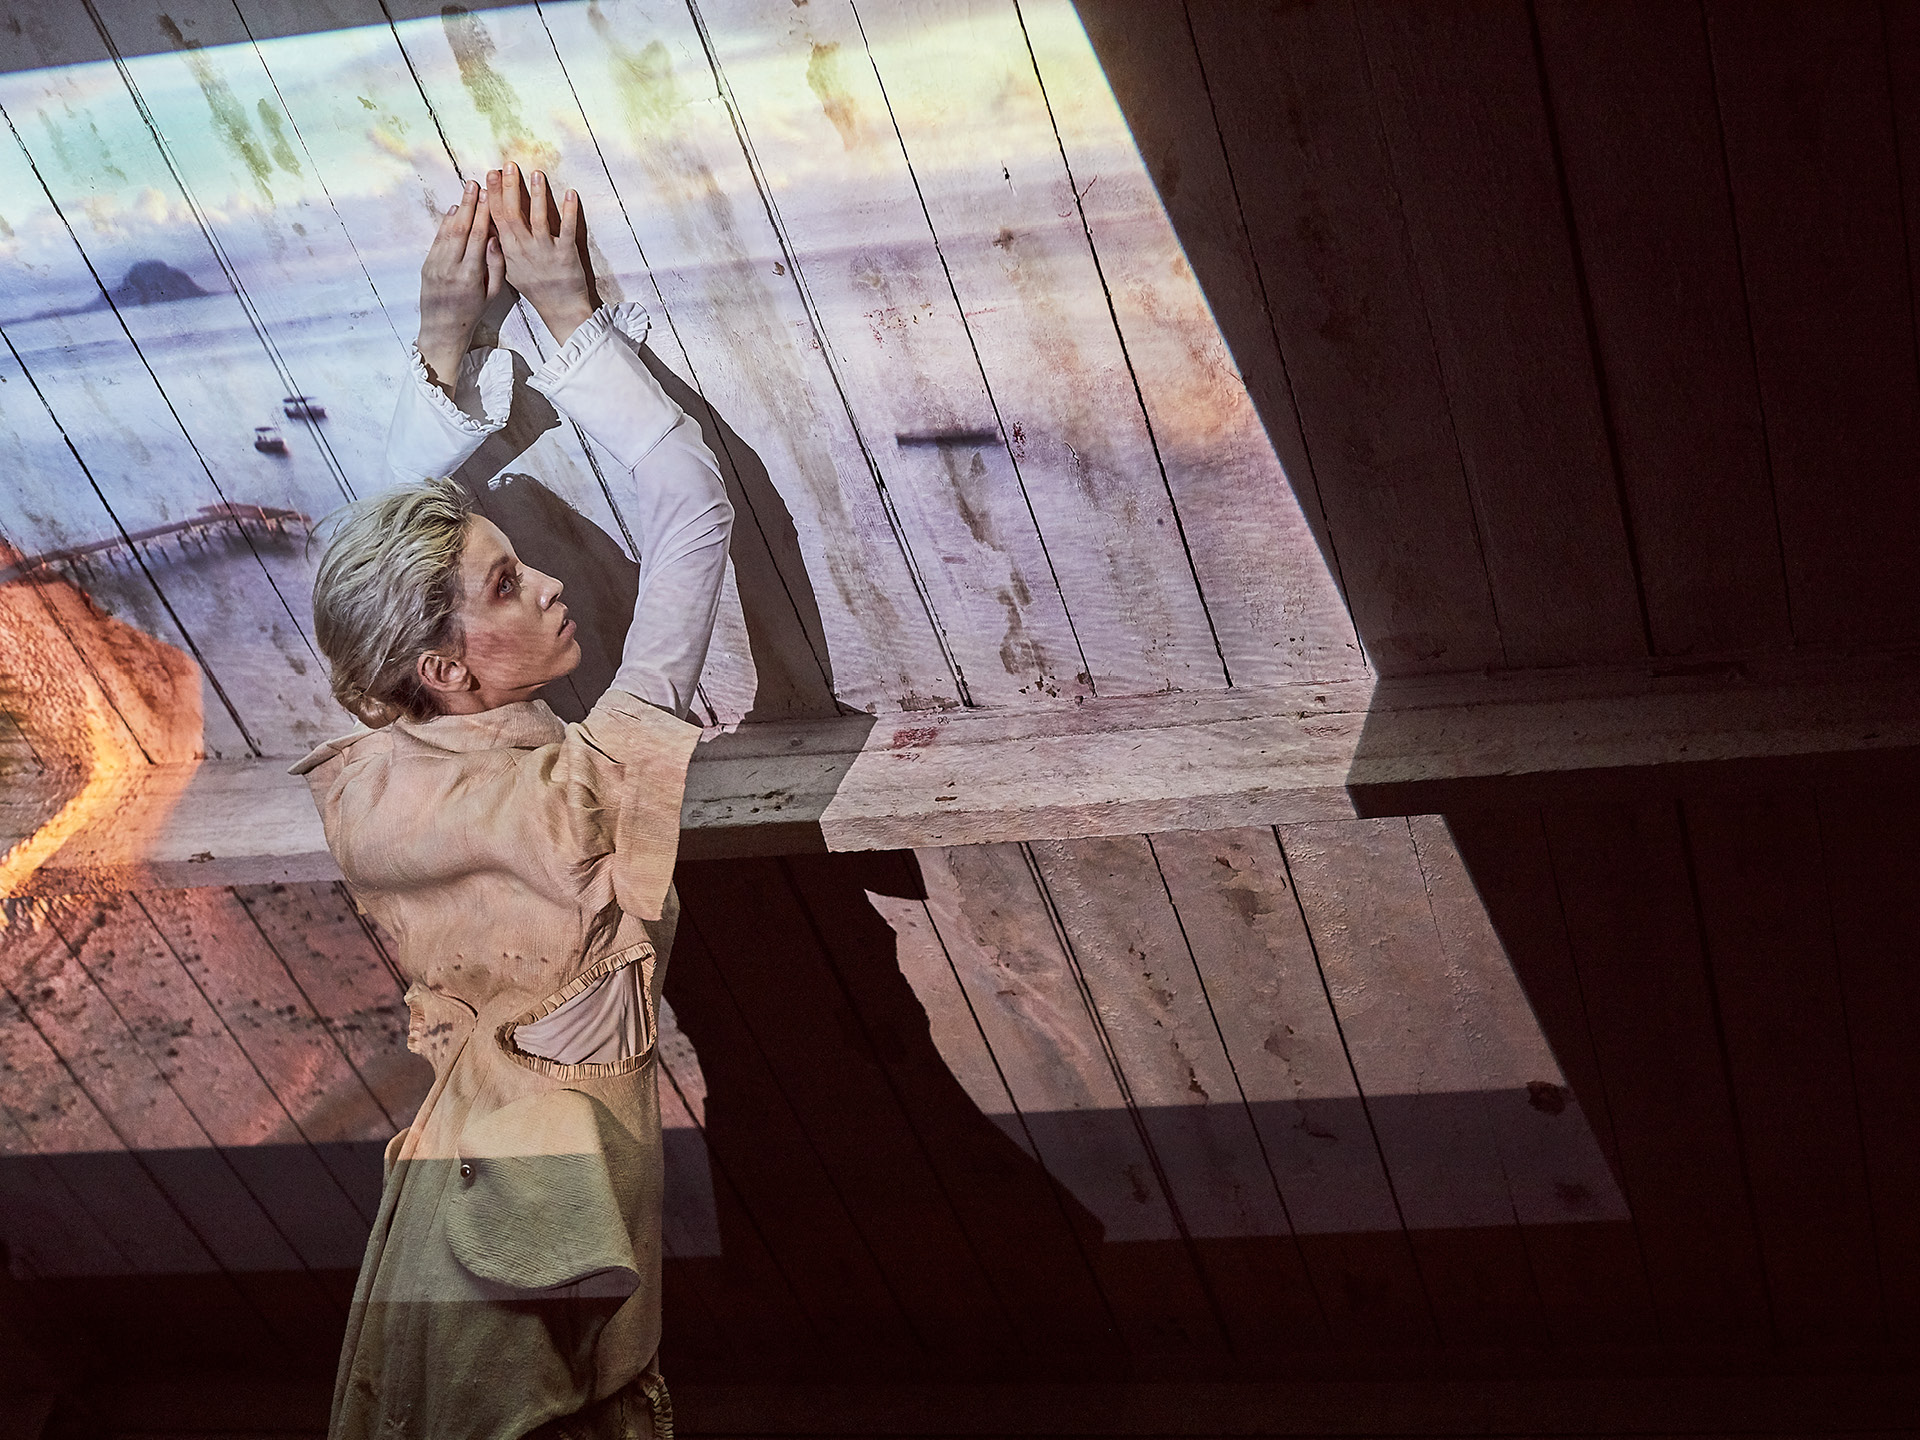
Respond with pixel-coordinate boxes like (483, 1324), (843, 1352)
(312, 477), (473, 726)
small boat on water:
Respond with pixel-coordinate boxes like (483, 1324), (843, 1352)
(254, 424), (289, 454)
(282, 394), (326, 420)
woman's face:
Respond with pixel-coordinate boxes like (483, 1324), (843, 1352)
(421, 515), (581, 713)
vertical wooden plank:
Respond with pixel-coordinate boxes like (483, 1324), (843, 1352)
(914, 841), (1228, 1365)
(135, 888), (392, 1210)
(1183, 0), (1500, 676)
(967, 1), (1364, 687)
(688, 0), (1091, 707)
(791, 852), (1121, 1371)
(44, 893), (369, 1273)
(1147, 827), (1431, 1345)
(1706, 0), (1920, 646)
(1414, 811), (1653, 1347)
(1354, 0), (1644, 668)
(1280, 816), (1543, 1345)
(230, 882), (426, 1133)
(677, 854), (1014, 1373)
(1065, 1), (1358, 674)
(844, 0), (1229, 697)
(1815, 785), (1920, 1344)
(1682, 793), (1885, 1344)
(1540, 801), (1770, 1345)
(661, 915), (913, 1372)
(1533, 0), (1789, 657)
(1027, 834), (1326, 1353)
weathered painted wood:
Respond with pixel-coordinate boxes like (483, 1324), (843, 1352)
(33, 653), (1920, 887)
(0, 1102), (128, 1279)
(850, 0), (1227, 698)
(0, 966), (227, 1278)
(134, 887), (393, 1214)
(1027, 834), (1326, 1351)
(1182, 0), (1500, 676)
(977, 1), (1363, 688)
(0, 908), (341, 1353)
(1706, 1), (1920, 647)
(229, 882), (426, 1135)
(1063, 0), (1360, 684)
(1146, 826), (1430, 1343)
(0, 48), (331, 754)
(0, 372), (251, 761)
(1532, 0), (1789, 658)
(1813, 785), (1920, 1343)
(226, 0), (743, 725)
(912, 841), (1229, 1361)
(522, 0), (966, 718)
(1354, 0), (1645, 668)
(1541, 801), (1770, 1344)
(1279, 817), (1542, 1344)
(690, 0), (1089, 708)
(1680, 793), (1885, 1344)
(43, 891), (370, 1267)
(1408, 810), (1653, 1346)
(335, 0), (833, 723)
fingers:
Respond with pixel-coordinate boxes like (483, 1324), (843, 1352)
(448, 177), (479, 240)
(462, 186), (493, 263)
(487, 163), (526, 237)
(485, 233), (506, 300)
(558, 187), (579, 247)
(529, 167), (558, 241)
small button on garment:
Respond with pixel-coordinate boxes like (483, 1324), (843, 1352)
(459, 1162), (473, 1179)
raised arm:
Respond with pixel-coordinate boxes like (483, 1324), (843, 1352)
(491, 163), (734, 719)
(386, 180), (514, 485)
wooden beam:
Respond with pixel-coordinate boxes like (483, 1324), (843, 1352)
(14, 655), (1920, 893)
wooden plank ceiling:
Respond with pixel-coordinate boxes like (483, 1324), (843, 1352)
(5, 0), (1920, 1398)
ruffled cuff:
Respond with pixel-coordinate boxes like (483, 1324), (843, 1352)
(526, 301), (652, 392)
(385, 344), (513, 484)
(525, 303), (682, 473)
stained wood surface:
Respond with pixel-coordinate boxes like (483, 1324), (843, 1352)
(6, 794), (1917, 1377)
(1182, 0), (1501, 675)
(1532, 0), (1789, 657)
(1703, 1), (1920, 648)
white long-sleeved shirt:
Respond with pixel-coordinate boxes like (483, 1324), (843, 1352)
(382, 303), (733, 1067)
(385, 302), (734, 721)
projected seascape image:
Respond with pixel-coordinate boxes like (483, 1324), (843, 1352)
(0, 0), (1344, 767)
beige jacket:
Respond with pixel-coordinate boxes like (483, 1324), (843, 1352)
(294, 306), (731, 1440)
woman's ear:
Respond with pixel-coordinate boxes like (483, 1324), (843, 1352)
(416, 650), (472, 697)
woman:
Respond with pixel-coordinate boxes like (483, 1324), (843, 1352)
(292, 162), (733, 1440)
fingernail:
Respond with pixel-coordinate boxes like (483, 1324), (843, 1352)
(566, 189), (577, 203)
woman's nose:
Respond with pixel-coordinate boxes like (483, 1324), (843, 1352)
(534, 569), (564, 605)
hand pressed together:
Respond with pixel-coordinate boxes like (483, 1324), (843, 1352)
(487, 161), (600, 346)
(413, 162), (601, 395)
(416, 180), (505, 399)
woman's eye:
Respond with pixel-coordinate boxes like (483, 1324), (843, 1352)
(499, 571), (518, 597)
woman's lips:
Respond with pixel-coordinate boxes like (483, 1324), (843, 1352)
(558, 616), (576, 639)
